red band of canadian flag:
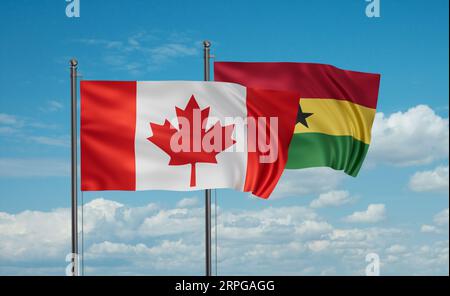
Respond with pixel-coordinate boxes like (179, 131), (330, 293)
(81, 81), (298, 198)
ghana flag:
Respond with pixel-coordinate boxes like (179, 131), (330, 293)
(214, 62), (381, 177)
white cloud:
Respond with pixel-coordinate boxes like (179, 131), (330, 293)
(0, 112), (64, 147)
(138, 207), (204, 237)
(150, 43), (198, 64)
(86, 240), (202, 275)
(176, 197), (199, 208)
(406, 241), (449, 275)
(369, 105), (449, 166)
(0, 208), (70, 262)
(0, 113), (22, 135)
(0, 158), (69, 177)
(295, 220), (333, 238)
(218, 206), (319, 243)
(409, 166), (449, 193)
(434, 208), (449, 226)
(343, 204), (386, 223)
(76, 38), (124, 49)
(0, 126), (17, 134)
(29, 135), (69, 147)
(310, 190), (355, 208)
(272, 168), (346, 199)
(0, 113), (20, 125)
(421, 224), (441, 234)
(0, 113), (56, 130)
(84, 198), (124, 222)
(307, 240), (331, 252)
(39, 100), (63, 112)
(386, 244), (407, 254)
(420, 208), (448, 235)
(77, 31), (199, 74)
(0, 199), (448, 275)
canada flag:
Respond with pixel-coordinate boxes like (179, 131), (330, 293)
(81, 81), (298, 198)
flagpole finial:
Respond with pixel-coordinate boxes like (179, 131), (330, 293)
(203, 40), (211, 48)
(70, 59), (78, 67)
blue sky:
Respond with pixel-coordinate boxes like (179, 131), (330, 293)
(0, 0), (448, 275)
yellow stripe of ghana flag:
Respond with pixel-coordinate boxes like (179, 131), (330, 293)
(294, 99), (376, 144)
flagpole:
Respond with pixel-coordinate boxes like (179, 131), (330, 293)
(203, 40), (212, 276)
(70, 59), (78, 276)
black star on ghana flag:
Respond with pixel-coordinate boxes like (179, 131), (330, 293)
(296, 103), (314, 128)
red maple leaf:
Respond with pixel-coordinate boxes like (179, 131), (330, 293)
(148, 95), (236, 187)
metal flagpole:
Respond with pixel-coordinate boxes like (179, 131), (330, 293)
(203, 41), (212, 276)
(70, 59), (78, 276)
